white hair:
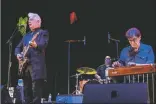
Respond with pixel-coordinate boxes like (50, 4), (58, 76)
(28, 12), (41, 25)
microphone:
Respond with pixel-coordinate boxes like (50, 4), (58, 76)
(78, 36), (86, 45)
(84, 36), (86, 45)
(108, 32), (110, 43)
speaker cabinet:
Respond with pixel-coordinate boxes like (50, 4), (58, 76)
(83, 83), (149, 103)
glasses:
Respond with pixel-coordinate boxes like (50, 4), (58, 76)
(128, 38), (139, 43)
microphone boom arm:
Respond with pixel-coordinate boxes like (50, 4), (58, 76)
(109, 37), (120, 42)
(64, 40), (80, 43)
(108, 34), (120, 60)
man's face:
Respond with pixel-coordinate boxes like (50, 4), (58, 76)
(128, 36), (141, 49)
(28, 18), (40, 31)
(105, 58), (111, 66)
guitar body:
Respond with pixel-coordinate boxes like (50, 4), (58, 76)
(18, 57), (29, 76)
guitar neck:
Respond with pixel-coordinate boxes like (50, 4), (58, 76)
(22, 32), (39, 57)
(23, 45), (30, 57)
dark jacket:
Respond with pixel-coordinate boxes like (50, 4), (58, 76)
(15, 28), (49, 81)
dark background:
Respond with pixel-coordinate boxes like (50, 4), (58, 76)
(1, 0), (156, 100)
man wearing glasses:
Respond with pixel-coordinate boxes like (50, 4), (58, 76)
(112, 27), (155, 67)
(112, 27), (155, 102)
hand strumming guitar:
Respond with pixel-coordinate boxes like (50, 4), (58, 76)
(17, 54), (23, 61)
(29, 41), (37, 48)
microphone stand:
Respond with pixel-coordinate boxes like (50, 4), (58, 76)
(67, 42), (71, 95)
(109, 37), (120, 60)
(6, 26), (19, 89)
(64, 40), (72, 94)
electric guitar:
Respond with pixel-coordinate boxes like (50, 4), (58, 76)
(18, 32), (39, 75)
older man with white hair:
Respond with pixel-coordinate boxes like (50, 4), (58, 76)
(15, 12), (49, 104)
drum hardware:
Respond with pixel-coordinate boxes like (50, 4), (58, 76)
(74, 67), (99, 93)
(71, 73), (82, 95)
(103, 77), (111, 84)
(77, 67), (97, 75)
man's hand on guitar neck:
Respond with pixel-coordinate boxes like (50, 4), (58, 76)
(29, 41), (37, 48)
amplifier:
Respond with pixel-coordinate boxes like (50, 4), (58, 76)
(83, 83), (149, 103)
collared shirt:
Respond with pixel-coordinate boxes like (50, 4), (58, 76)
(23, 32), (34, 47)
(15, 28), (42, 57)
(119, 43), (155, 66)
(22, 28), (41, 47)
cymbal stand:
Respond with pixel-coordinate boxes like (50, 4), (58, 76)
(65, 38), (85, 94)
(71, 73), (81, 95)
(75, 73), (81, 95)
